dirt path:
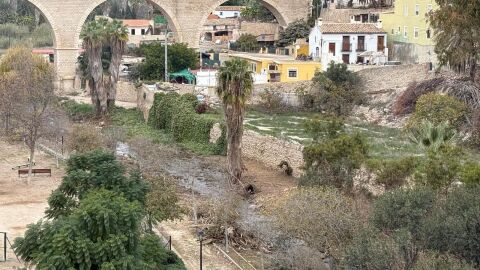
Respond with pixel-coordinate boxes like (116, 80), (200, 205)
(0, 140), (63, 268)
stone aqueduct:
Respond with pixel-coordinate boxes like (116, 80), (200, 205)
(27, 0), (311, 89)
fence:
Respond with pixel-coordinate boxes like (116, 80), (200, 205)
(0, 232), (19, 263)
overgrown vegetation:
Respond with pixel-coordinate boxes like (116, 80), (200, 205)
(147, 92), (227, 155)
(13, 150), (185, 269)
(301, 62), (364, 117)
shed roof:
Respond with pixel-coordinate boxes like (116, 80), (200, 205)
(122, 19), (152, 27)
(320, 23), (386, 34)
(215, 6), (245, 11)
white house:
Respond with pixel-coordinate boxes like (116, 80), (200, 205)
(309, 20), (388, 70)
(122, 19), (166, 47)
(123, 19), (153, 36)
(212, 6), (244, 19)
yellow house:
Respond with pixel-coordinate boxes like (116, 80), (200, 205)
(380, 0), (438, 64)
(229, 53), (321, 83)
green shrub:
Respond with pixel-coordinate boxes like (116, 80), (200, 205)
(368, 157), (417, 190)
(421, 185), (480, 266)
(301, 129), (368, 191)
(343, 228), (402, 270)
(459, 162), (480, 187)
(62, 100), (95, 121)
(414, 252), (475, 270)
(407, 93), (469, 129)
(141, 234), (186, 270)
(147, 92), (226, 155)
(414, 145), (463, 190)
(372, 188), (435, 236)
(67, 124), (104, 154)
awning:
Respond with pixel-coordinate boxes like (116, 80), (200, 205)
(169, 69), (196, 84)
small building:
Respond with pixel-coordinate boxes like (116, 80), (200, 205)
(122, 19), (166, 47)
(203, 18), (239, 44)
(380, 0), (437, 64)
(212, 6), (244, 19)
(229, 53), (322, 83)
(309, 20), (388, 70)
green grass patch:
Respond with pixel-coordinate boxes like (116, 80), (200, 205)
(245, 110), (423, 159)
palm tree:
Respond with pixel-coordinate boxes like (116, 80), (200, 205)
(107, 19), (129, 110)
(409, 120), (457, 151)
(81, 18), (108, 116)
(217, 59), (253, 184)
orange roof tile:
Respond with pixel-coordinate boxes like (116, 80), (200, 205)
(320, 23), (386, 34)
(122, 19), (151, 27)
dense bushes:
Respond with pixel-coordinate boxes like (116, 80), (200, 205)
(301, 117), (368, 191)
(301, 62), (364, 117)
(148, 92), (226, 155)
(421, 186), (480, 265)
(407, 93), (469, 129)
(343, 186), (480, 269)
(368, 157), (417, 190)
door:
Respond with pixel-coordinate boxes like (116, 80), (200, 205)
(328, 43), (336, 56)
(377, 36), (385, 52)
(342, 54), (350, 64)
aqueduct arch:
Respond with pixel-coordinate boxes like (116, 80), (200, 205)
(24, 0), (311, 90)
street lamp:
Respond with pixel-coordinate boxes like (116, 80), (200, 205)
(197, 228), (205, 270)
(164, 31), (174, 82)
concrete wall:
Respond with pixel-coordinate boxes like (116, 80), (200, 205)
(389, 41), (436, 64)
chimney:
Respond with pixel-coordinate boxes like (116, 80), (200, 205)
(376, 19), (383, 29)
(317, 18), (323, 27)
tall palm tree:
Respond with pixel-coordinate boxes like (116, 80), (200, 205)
(217, 59), (253, 184)
(107, 19), (129, 110)
(81, 18), (108, 116)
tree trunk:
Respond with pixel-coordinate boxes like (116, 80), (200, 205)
(225, 103), (245, 184)
(27, 145), (35, 185)
(88, 44), (105, 117)
(470, 58), (477, 83)
(108, 38), (125, 111)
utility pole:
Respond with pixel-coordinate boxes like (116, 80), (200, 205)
(164, 30), (168, 82)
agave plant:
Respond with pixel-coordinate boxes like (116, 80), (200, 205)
(408, 120), (457, 151)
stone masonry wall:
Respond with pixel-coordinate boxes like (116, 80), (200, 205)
(242, 130), (304, 178)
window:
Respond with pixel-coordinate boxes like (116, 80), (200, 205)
(414, 27), (419, 38)
(426, 28), (431, 39)
(377, 36), (385, 52)
(213, 25), (217, 30)
(391, 29), (394, 34)
(328, 42), (336, 56)
(404, 26), (408, 38)
(403, 4), (408, 16)
(141, 29), (146, 35)
(398, 26), (401, 34)
(250, 63), (257, 72)
(315, 47), (320, 57)
(357, 36), (365, 51)
(342, 36), (350, 52)
(288, 69), (298, 78)
(415, 4), (420, 16)
(219, 12), (223, 16)
(131, 29), (135, 35)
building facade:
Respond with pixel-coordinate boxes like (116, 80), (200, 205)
(122, 19), (166, 47)
(309, 21), (388, 70)
(380, 0), (438, 64)
(230, 53), (321, 83)
(213, 6), (244, 19)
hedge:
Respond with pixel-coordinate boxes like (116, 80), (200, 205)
(148, 92), (226, 155)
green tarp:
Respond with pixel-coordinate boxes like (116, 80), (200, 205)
(169, 69), (196, 84)
(154, 15), (167, 24)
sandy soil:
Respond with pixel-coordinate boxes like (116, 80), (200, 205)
(0, 140), (63, 268)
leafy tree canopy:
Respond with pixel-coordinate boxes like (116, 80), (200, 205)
(277, 19), (311, 47)
(135, 43), (198, 81)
